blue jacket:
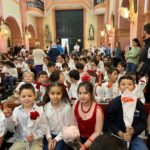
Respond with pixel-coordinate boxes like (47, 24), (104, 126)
(107, 96), (147, 139)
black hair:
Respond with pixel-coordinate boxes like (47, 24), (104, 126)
(144, 23), (150, 34)
(37, 71), (48, 78)
(132, 38), (141, 47)
(77, 81), (95, 101)
(90, 59), (99, 66)
(107, 67), (119, 75)
(117, 62), (126, 69)
(68, 69), (80, 81)
(104, 62), (111, 68)
(76, 63), (84, 70)
(5, 61), (16, 68)
(43, 82), (70, 104)
(19, 83), (35, 95)
(90, 134), (127, 150)
(47, 62), (55, 68)
(118, 75), (135, 85)
(50, 70), (61, 83)
(80, 57), (87, 63)
(62, 62), (69, 69)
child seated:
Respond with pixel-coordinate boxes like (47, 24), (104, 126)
(3, 84), (47, 150)
(0, 108), (6, 148)
(107, 75), (148, 150)
(35, 71), (50, 102)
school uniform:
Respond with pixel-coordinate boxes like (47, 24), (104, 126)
(7, 103), (47, 150)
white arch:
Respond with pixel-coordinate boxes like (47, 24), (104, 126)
(27, 23), (37, 39)
(4, 14), (23, 37)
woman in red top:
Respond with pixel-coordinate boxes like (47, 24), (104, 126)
(73, 81), (103, 150)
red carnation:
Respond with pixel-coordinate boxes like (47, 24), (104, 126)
(87, 69), (96, 77)
(30, 111), (40, 120)
(107, 82), (113, 88)
(81, 74), (91, 82)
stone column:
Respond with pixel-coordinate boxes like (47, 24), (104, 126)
(144, 0), (150, 23)
(36, 18), (44, 49)
(104, 0), (110, 47)
(130, 0), (145, 45)
(19, 0), (28, 48)
(97, 15), (105, 46)
(111, 0), (119, 49)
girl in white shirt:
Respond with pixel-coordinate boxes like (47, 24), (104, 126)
(44, 82), (73, 150)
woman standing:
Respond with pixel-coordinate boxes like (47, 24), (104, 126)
(125, 38), (141, 76)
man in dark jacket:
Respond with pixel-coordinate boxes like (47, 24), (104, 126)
(138, 23), (150, 102)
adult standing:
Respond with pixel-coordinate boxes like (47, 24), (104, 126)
(73, 43), (80, 55)
(137, 23), (150, 102)
(113, 42), (122, 67)
(125, 38), (141, 76)
(32, 42), (46, 75)
(48, 43), (60, 63)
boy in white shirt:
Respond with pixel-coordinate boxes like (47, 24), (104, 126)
(68, 69), (81, 102)
(3, 84), (46, 150)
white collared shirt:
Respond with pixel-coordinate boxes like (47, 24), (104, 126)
(68, 81), (80, 100)
(6, 103), (46, 141)
(44, 101), (72, 142)
(0, 110), (6, 137)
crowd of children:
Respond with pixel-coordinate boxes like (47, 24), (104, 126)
(0, 23), (150, 150)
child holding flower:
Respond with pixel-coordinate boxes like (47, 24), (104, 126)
(107, 75), (148, 150)
(3, 84), (47, 150)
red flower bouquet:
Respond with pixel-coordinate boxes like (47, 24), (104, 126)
(30, 111), (39, 120)
(81, 74), (91, 82)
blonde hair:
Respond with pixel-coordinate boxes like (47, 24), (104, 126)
(35, 42), (41, 49)
(23, 71), (35, 80)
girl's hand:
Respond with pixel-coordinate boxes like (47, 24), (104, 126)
(48, 139), (57, 150)
(26, 133), (34, 143)
(80, 144), (87, 150)
(3, 107), (12, 118)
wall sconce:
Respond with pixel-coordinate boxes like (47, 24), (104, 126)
(0, 20), (8, 37)
(24, 26), (31, 39)
(100, 24), (113, 37)
(119, 7), (129, 19)
(100, 30), (105, 37)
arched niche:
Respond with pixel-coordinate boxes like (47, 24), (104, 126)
(28, 24), (36, 49)
(5, 16), (22, 46)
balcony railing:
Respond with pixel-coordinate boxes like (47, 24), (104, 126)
(26, 0), (44, 12)
(94, 0), (105, 6)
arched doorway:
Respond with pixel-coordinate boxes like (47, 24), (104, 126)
(28, 24), (36, 50)
(5, 16), (22, 47)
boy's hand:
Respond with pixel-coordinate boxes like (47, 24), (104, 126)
(123, 132), (132, 141)
(126, 127), (134, 135)
(3, 107), (12, 117)
(48, 139), (57, 150)
(26, 133), (34, 143)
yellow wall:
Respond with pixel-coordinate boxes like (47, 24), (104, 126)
(27, 14), (37, 37)
(44, 11), (54, 49)
(43, 8), (98, 49)
(85, 10), (97, 49)
(2, 0), (22, 35)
